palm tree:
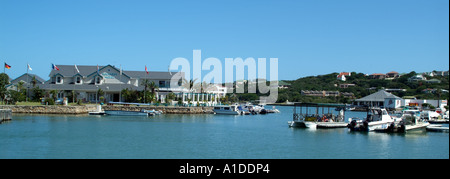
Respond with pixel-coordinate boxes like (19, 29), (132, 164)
(141, 79), (150, 103)
(148, 81), (159, 102)
(31, 76), (37, 87)
(182, 78), (197, 92)
(17, 81), (25, 92)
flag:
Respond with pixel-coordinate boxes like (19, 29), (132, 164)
(52, 64), (59, 71)
(5, 63), (11, 69)
(28, 64), (32, 71)
(74, 64), (80, 73)
(168, 65), (172, 75)
(145, 65), (149, 74)
(120, 65), (122, 76)
(97, 64), (99, 74)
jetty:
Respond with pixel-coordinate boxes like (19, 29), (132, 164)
(0, 109), (12, 124)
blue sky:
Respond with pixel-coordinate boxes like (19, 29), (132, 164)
(1, 0), (448, 81)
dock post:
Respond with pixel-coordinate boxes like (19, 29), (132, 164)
(0, 109), (12, 123)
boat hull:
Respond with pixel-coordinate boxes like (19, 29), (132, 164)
(105, 110), (150, 116)
(316, 122), (348, 129)
(214, 110), (241, 115)
(288, 121), (317, 128)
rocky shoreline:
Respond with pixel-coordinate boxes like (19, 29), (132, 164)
(0, 105), (214, 115)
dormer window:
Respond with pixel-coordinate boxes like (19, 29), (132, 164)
(56, 76), (63, 84)
(95, 76), (102, 85)
(75, 76), (82, 84)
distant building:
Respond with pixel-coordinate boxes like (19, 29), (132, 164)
(339, 83), (355, 88)
(301, 90), (353, 98)
(369, 73), (386, 79)
(385, 71), (399, 79)
(408, 74), (426, 82)
(337, 72), (351, 81)
(278, 80), (291, 89)
(425, 78), (441, 84)
(434, 71), (449, 77)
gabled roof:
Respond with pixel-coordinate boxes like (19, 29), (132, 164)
(278, 80), (291, 86)
(355, 90), (401, 102)
(11, 73), (46, 84)
(49, 64), (183, 80)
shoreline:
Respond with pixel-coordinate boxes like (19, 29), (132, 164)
(0, 105), (213, 115)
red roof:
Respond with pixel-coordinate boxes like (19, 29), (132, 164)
(339, 72), (351, 76)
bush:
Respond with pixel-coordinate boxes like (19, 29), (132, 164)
(44, 98), (55, 105)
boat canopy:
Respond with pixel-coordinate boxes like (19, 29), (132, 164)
(293, 102), (347, 108)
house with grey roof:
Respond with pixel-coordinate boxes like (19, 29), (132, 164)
(6, 73), (46, 91)
(39, 64), (186, 103)
(354, 90), (403, 109)
(31, 64), (224, 105)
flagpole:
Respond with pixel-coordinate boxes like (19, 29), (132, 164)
(26, 62), (29, 102)
(119, 65), (122, 102)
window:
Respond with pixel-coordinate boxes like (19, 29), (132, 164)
(56, 76), (62, 84)
(76, 76), (82, 84)
(159, 81), (166, 87)
(95, 76), (102, 85)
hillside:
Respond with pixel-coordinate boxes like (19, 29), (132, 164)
(277, 71), (449, 103)
(234, 71), (449, 104)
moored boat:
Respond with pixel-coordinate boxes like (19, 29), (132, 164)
(213, 105), (241, 115)
(374, 109), (429, 133)
(89, 105), (106, 115)
(104, 110), (154, 116)
(426, 125), (449, 133)
(348, 107), (397, 132)
(289, 103), (347, 129)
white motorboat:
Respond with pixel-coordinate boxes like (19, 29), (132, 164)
(213, 105), (241, 115)
(371, 109), (429, 133)
(348, 107), (397, 132)
(89, 105), (106, 115)
(143, 109), (163, 115)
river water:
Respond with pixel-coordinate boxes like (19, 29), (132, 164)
(0, 106), (448, 159)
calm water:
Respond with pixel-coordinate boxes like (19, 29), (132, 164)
(0, 106), (448, 159)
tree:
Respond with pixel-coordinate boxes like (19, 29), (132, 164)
(17, 81), (25, 92)
(0, 73), (9, 104)
(50, 90), (58, 100)
(32, 86), (44, 102)
(141, 79), (150, 103)
(31, 76), (37, 87)
(182, 78), (197, 92)
(148, 81), (159, 102)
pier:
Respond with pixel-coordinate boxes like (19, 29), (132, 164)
(0, 109), (12, 124)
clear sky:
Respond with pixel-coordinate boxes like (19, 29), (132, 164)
(1, 0), (448, 81)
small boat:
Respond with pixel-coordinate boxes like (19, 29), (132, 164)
(213, 105), (241, 115)
(374, 109), (429, 133)
(89, 105), (106, 115)
(143, 109), (163, 115)
(104, 110), (154, 116)
(426, 125), (449, 133)
(348, 107), (397, 132)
